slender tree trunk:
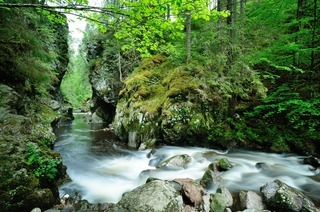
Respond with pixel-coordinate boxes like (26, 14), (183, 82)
(240, 0), (245, 14)
(186, 13), (191, 63)
(118, 50), (122, 81)
(295, 0), (305, 66)
(227, 0), (232, 25)
(311, 0), (317, 69)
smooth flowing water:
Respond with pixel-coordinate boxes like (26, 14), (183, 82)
(54, 113), (320, 205)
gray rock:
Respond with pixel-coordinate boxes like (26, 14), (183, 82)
(109, 179), (184, 212)
(128, 131), (139, 148)
(156, 154), (192, 169)
(31, 208), (41, 212)
(91, 111), (105, 123)
(202, 194), (211, 212)
(239, 190), (265, 210)
(260, 179), (319, 212)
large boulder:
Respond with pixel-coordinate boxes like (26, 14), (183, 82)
(260, 179), (319, 212)
(109, 178), (184, 212)
(156, 154), (192, 169)
(113, 56), (237, 149)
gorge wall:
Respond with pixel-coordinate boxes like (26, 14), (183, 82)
(0, 7), (71, 211)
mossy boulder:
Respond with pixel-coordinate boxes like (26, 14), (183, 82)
(217, 158), (233, 171)
(260, 179), (318, 212)
(210, 193), (229, 212)
(113, 56), (230, 149)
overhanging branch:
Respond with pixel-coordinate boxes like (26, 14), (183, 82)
(0, 3), (127, 16)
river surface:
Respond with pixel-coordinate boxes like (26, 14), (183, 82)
(54, 113), (320, 205)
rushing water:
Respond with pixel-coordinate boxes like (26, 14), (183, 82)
(54, 113), (320, 205)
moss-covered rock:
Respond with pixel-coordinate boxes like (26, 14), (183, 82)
(210, 193), (229, 212)
(217, 158), (233, 171)
(113, 56), (234, 149)
(200, 169), (222, 189)
(0, 10), (69, 211)
(260, 179), (318, 212)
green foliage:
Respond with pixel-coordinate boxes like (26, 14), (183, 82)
(110, 0), (224, 58)
(245, 0), (320, 70)
(0, 7), (67, 96)
(25, 144), (61, 180)
(248, 84), (320, 134)
(61, 51), (92, 109)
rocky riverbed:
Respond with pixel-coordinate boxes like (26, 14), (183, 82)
(44, 155), (320, 212)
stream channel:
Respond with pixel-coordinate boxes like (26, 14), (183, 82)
(54, 113), (320, 205)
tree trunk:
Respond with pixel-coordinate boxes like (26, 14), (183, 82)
(311, 0), (317, 69)
(295, 0), (305, 66)
(118, 50), (123, 81)
(186, 13), (191, 63)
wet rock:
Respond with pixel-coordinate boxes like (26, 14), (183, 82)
(31, 207), (41, 212)
(255, 162), (270, 170)
(260, 179), (319, 212)
(239, 190), (265, 211)
(156, 154), (192, 169)
(128, 131), (139, 148)
(217, 158), (232, 171)
(91, 111), (105, 123)
(208, 162), (218, 171)
(174, 178), (204, 207)
(200, 169), (222, 189)
(216, 186), (233, 208)
(303, 156), (320, 170)
(109, 179), (184, 212)
(202, 194), (211, 212)
(210, 193), (229, 212)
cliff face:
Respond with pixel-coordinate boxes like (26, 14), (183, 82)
(86, 30), (139, 124)
(0, 8), (70, 212)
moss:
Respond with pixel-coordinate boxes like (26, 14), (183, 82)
(217, 158), (232, 171)
(210, 193), (228, 212)
(139, 54), (166, 70)
(200, 169), (213, 188)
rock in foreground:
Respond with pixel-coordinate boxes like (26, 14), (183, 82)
(260, 179), (319, 212)
(109, 178), (184, 212)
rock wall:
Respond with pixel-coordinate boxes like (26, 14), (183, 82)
(0, 8), (70, 212)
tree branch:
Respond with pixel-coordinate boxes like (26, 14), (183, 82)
(0, 3), (127, 16)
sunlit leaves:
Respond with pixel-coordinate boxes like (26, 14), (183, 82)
(111, 0), (222, 57)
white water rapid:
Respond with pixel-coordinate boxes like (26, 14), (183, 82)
(54, 114), (320, 205)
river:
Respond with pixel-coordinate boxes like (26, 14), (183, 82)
(54, 113), (320, 205)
